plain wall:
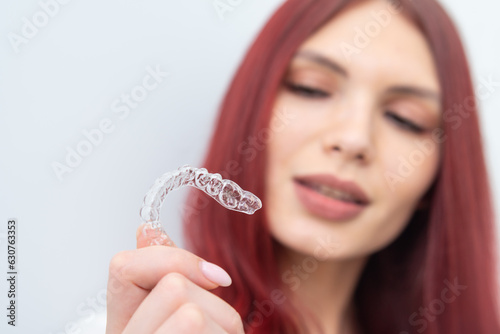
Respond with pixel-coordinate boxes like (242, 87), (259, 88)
(0, 0), (498, 332)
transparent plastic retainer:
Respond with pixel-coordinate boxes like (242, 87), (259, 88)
(139, 164), (262, 246)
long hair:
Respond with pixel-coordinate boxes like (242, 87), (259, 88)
(181, 0), (500, 332)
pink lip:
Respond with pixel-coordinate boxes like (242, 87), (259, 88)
(293, 173), (370, 221)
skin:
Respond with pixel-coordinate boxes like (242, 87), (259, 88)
(106, 0), (442, 333)
(265, 0), (442, 333)
(106, 225), (244, 334)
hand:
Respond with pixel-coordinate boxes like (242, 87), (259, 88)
(105, 223), (244, 333)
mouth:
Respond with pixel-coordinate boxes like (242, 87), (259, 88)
(294, 180), (364, 205)
(293, 174), (370, 206)
(292, 174), (370, 221)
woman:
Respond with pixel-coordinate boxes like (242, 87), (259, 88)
(106, 0), (500, 333)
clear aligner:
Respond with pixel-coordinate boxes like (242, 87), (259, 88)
(139, 164), (262, 245)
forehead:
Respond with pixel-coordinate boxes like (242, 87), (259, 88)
(293, 0), (440, 94)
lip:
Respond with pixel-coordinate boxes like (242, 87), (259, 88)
(293, 173), (370, 221)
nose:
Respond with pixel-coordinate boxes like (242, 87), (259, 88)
(321, 109), (375, 165)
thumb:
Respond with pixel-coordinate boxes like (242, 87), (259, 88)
(136, 223), (177, 248)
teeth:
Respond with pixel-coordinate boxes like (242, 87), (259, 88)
(311, 183), (359, 203)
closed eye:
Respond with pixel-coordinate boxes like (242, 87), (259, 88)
(385, 111), (425, 133)
(284, 81), (331, 99)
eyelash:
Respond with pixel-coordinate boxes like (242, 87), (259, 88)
(284, 81), (330, 98)
(385, 111), (425, 133)
(284, 81), (426, 134)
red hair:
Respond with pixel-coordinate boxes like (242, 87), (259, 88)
(181, 0), (500, 332)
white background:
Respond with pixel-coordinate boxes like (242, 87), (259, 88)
(0, 0), (498, 333)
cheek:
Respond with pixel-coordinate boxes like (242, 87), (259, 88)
(336, 147), (437, 257)
(380, 135), (441, 196)
(362, 135), (440, 248)
(265, 101), (307, 174)
(369, 136), (440, 246)
(266, 94), (329, 163)
(264, 98), (307, 229)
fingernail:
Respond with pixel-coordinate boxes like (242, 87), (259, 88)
(148, 233), (174, 247)
(199, 261), (232, 287)
(138, 223), (175, 247)
(137, 223), (147, 238)
(142, 223), (162, 239)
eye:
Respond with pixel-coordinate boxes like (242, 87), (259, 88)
(284, 81), (331, 99)
(385, 110), (426, 134)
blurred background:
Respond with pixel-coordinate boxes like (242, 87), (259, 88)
(1, 0), (499, 332)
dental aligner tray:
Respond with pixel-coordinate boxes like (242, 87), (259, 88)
(139, 164), (262, 245)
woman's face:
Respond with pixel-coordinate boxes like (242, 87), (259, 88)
(265, 0), (442, 259)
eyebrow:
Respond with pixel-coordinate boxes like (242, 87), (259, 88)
(292, 50), (441, 102)
(293, 50), (348, 77)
